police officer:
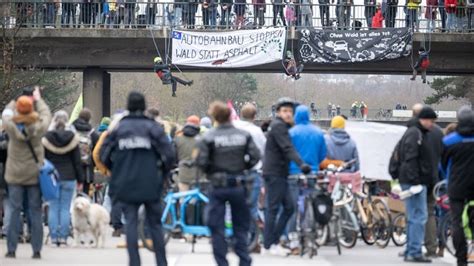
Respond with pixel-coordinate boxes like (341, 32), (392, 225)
(196, 101), (261, 266)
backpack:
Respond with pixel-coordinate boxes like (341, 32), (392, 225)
(388, 140), (402, 179)
(311, 190), (333, 226)
(389, 128), (423, 180)
(420, 57), (430, 69)
(78, 130), (93, 166)
(463, 200), (474, 240)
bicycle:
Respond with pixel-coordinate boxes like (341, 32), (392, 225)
(374, 109), (393, 120)
(139, 171), (258, 253)
(354, 179), (392, 248)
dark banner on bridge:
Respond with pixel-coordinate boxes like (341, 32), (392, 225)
(298, 28), (412, 64)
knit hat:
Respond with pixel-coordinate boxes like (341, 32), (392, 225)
(186, 115), (200, 126)
(127, 92), (146, 113)
(418, 107), (437, 119)
(200, 117), (212, 129)
(16, 96), (34, 115)
(100, 117), (111, 126)
(331, 116), (346, 129)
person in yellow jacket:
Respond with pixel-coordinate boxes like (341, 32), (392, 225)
(92, 111), (128, 238)
(406, 0), (421, 30)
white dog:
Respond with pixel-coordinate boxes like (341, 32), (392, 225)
(72, 196), (110, 248)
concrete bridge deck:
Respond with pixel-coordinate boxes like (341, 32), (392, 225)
(8, 28), (474, 75)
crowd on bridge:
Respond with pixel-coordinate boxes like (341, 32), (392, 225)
(0, 86), (473, 266)
(9, 0), (474, 31)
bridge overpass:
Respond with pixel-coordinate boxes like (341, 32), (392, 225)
(5, 28), (474, 122)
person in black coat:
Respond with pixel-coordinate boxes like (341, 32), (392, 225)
(42, 110), (84, 246)
(442, 106), (474, 266)
(72, 108), (100, 196)
(398, 107), (438, 263)
(100, 92), (175, 266)
(262, 98), (310, 254)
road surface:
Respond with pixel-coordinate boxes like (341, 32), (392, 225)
(0, 230), (457, 266)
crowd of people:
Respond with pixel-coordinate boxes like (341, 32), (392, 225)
(0, 87), (473, 266)
(10, 0), (474, 31)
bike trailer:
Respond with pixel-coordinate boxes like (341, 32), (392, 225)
(328, 171), (362, 193)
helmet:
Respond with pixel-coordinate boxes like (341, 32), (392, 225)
(154, 57), (162, 63)
(275, 97), (294, 111)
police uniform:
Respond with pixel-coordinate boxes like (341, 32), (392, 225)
(196, 123), (260, 266)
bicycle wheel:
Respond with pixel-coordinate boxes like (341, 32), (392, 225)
(138, 211), (171, 252)
(440, 214), (455, 256)
(361, 224), (376, 246)
(372, 199), (392, 248)
(391, 213), (407, 247)
(315, 223), (329, 246)
(337, 207), (358, 249)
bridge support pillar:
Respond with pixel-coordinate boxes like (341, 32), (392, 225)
(83, 67), (110, 125)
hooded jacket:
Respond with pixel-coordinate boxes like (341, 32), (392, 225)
(289, 106), (326, 175)
(262, 117), (304, 178)
(324, 128), (359, 172)
(398, 118), (435, 186)
(442, 110), (474, 201)
(174, 124), (201, 184)
(100, 113), (175, 203)
(42, 130), (84, 183)
(72, 118), (100, 181)
(2, 99), (51, 186)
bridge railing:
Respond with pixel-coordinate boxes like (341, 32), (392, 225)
(1, 1), (473, 32)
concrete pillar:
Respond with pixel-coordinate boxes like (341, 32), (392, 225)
(83, 68), (111, 125)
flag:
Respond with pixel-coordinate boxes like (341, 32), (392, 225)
(69, 93), (83, 123)
(227, 100), (240, 121)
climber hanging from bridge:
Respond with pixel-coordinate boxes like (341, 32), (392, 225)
(410, 47), (430, 84)
(284, 51), (304, 80)
(154, 57), (193, 97)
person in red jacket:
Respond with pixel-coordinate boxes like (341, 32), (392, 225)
(371, 4), (384, 28)
(425, 0), (438, 32)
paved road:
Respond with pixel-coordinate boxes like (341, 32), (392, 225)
(1, 231), (457, 266)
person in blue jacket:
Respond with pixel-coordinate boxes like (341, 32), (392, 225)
(324, 116), (360, 172)
(287, 104), (326, 253)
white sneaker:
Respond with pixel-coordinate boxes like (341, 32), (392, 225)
(270, 244), (289, 256)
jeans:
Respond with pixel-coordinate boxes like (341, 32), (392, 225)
(249, 171), (262, 220)
(7, 184), (43, 253)
(207, 186), (251, 266)
(301, 13), (313, 27)
(447, 13), (456, 31)
(439, 2), (447, 30)
(173, 7), (182, 27)
(220, 5), (232, 27)
(44, 3), (56, 27)
(263, 177), (295, 249)
(401, 184), (427, 258)
(385, 5), (397, 27)
(203, 8), (217, 29)
(61, 3), (77, 27)
(338, 5), (351, 30)
(450, 199), (468, 265)
(407, 8), (418, 30)
(468, 8), (474, 31)
(366, 15), (374, 28)
(456, 16), (465, 31)
(254, 6), (265, 27)
(287, 179), (299, 236)
(125, 4), (136, 27)
(319, 5), (330, 27)
(123, 200), (167, 266)
(48, 181), (76, 241)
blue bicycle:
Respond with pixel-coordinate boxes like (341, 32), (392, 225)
(139, 182), (259, 252)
